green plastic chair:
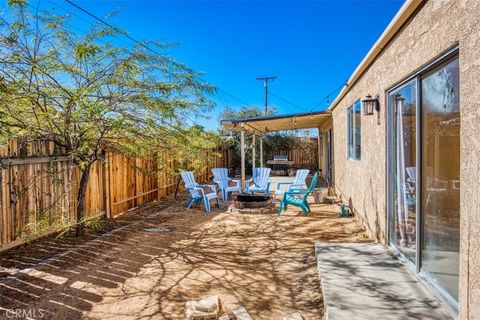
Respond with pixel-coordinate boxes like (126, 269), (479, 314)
(278, 173), (318, 216)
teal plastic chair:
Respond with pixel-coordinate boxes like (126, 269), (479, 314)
(278, 173), (318, 216)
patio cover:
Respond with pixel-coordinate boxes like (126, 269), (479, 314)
(221, 110), (331, 189)
(221, 110), (331, 134)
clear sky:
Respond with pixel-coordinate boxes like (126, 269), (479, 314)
(1, 0), (403, 130)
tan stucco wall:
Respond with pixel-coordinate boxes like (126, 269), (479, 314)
(330, 0), (480, 318)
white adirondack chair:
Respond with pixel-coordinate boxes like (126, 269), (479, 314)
(245, 167), (271, 195)
(274, 169), (310, 198)
(212, 168), (241, 202)
(180, 171), (219, 212)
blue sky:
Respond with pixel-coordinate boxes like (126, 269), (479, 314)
(1, 0), (403, 130)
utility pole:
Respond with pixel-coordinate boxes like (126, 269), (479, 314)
(256, 76), (277, 114)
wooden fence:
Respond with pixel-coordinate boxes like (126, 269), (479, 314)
(0, 139), (228, 251)
(267, 140), (319, 171)
(0, 137), (315, 250)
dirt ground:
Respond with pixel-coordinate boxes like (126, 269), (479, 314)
(0, 194), (369, 320)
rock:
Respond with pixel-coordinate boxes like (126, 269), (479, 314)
(144, 227), (170, 233)
(219, 315), (231, 320)
(185, 300), (219, 320)
(195, 296), (219, 313)
(231, 306), (253, 320)
(283, 312), (304, 320)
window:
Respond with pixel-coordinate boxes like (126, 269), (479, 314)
(347, 100), (361, 160)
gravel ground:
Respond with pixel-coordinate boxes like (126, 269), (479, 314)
(0, 194), (369, 320)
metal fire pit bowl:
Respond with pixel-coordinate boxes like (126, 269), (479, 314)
(233, 193), (273, 209)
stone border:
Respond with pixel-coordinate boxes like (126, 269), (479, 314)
(227, 204), (276, 215)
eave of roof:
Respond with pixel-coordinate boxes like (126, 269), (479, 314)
(328, 0), (424, 111)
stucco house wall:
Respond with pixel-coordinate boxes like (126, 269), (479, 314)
(329, 0), (480, 318)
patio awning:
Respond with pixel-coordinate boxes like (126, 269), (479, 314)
(221, 110), (331, 189)
(221, 110), (331, 134)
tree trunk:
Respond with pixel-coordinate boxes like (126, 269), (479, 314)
(76, 163), (92, 236)
(174, 175), (181, 200)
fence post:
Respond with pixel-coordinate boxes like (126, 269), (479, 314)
(104, 151), (111, 219)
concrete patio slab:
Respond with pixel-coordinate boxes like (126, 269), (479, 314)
(315, 243), (453, 320)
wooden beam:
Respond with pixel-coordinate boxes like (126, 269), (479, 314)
(0, 155), (105, 166)
(112, 188), (159, 206)
(240, 124), (246, 190)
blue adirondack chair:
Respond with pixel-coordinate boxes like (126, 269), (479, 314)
(180, 171), (219, 212)
(278, 173), (318, 216)
(245, 167), (271, 195)
(212, 168), (241, 202)
(274, 169), (310, 198)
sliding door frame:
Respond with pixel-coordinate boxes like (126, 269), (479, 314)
(386, 45), (460, 316)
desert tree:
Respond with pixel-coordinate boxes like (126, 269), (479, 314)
(0, 1), (215, 234)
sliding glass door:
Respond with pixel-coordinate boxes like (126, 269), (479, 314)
(421, 58), (460, 301)
(388, 53), (460, 308)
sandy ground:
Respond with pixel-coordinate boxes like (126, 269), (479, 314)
(0, 193), (369, 320)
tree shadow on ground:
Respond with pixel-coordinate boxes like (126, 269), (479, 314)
(0, 194), (369, 320)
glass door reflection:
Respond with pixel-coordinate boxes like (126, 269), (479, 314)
(390, 81), (417, 263)
(421, 58), (460, 301)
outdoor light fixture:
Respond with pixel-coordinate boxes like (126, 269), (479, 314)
(362, 94), (380, 115)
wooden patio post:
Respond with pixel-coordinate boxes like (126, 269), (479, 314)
(260, 138), (264, 167)
(240, 123), (246, 190)
(252, 134), (256, 168)
(317, 127), (322, 176)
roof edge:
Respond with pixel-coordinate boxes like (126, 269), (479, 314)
(328, 0), (424, 111)
(220, 110), (331, 125)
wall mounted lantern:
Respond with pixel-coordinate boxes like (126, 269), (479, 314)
(362, 94), (380, 116)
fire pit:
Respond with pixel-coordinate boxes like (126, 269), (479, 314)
(228, 193), (276, 214)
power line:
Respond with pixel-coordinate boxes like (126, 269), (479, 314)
(46, 0), (136, 50)
(64, 0), (155, 55)
(268, 91), (309, 112)
(1, 0), (251, 133)
(216, 88), (252, 108)
(63, 0), (252, 109)
(314, 81), (348, 110)
(188, 2), (257, 109)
